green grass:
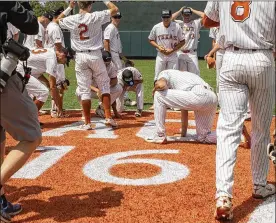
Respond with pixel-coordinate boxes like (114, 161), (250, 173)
(44, 59), (217, 110)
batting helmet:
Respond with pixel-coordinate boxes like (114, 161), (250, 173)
(102, 51), (112, 63)
(122, 69), (134, 86)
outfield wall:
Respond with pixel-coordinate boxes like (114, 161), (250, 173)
(68, 1), (212, 58)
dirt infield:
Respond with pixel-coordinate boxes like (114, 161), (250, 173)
(4, 111), (275, 223)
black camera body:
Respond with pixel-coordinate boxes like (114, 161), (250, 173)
(0, 39), (30, 92)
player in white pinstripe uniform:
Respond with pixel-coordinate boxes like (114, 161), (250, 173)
(103, 11), (135, 107)
(146, 69), (217, 144)
(76, 51), (123, 119)
(16, 48), (67, 118)
(57, 1), (119, 129)
(148, 9), (185, 81)
(203, 1), (276, 220)
(104, 12), (130, 70)
(172, 7), (204, 75)
(45, 7), (67, 117)
(116, 65), (144, 117)
(23, 13), (52, 50)
(7, 22), (19, 41)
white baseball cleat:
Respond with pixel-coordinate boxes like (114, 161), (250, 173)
(145, 135), (167, 144)
(79, 123), (94, 130)
(105, 118), (118, 129)
(214, 196), (233, 221)
(134, 109), (142, 117)
(252, 184), (276, 199)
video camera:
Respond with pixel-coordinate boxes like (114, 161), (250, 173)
(0, 38), (30, 93)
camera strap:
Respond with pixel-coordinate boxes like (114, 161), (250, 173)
(21, 61), (31, 93)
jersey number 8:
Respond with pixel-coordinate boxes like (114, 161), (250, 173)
(231, 1), (251, 22)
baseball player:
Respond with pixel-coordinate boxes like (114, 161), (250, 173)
(203, 1), (276, 220)
(172, 6), (204, 75)
(76, 51), (123, 120)
(16, 48), (69, 118)
(44, 7), (67, 117)
(146, 69), (217, 144)
(23, 13), (53, 50)
(7, 22), (19, 41)
(148, 9), (185, 81)
(103, 11), (135, 107)
(57, 1), (119, 129)
(104, 11), (131, 70)
(116, 65), (144, 117)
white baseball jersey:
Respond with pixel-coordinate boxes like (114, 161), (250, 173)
(175, 19), (202, 51)
(104, 23), (122, 53)
(16, 48), (57, 79)
(117, 67), (143, 87)
(157, 69), (208, 90)
(205, 1), (275, 49)
(44, 22), (65, 48)
(7, 22), (19, 39)
(23, 22), (45, 50)
(148, 21), (185, 58)
(59, 10), (111, 52)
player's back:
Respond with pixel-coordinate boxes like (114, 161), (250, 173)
(218, 2), (275, 49)
(17, 48), (57, 78)
(60, 11), (110, 52)
(159, 69), (207, 91)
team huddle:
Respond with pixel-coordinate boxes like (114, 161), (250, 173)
(1, 1), (275, 222)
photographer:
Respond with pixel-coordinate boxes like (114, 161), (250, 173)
(0, 2), (42, 222)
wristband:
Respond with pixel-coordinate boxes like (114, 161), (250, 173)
(63, 7), (72, 16)
(103, 1), (111, 6)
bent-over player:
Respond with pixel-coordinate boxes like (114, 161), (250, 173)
(146, 69), (217, 144)
(116, 65), (144, 117)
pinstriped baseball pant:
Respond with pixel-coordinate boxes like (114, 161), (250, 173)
(216, 49), (275, 198)
(154, 86), (218, 143)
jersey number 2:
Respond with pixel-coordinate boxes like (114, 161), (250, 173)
(78, 24), (89, 40)
(231, 1), (251, 22)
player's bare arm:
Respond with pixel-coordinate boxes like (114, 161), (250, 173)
(56, 0), (75, 23)
(38, 75), (50, 88)
(180, 110), (188, 137)
(35, 39), (43, 48)
(149, 39), (166, 54)
(205, 43), (220, 60)
(171, 6), (184, 21)
(104, 1), (119, 17)
(90, 86), (102, 99)
(104, 39), (111, 52)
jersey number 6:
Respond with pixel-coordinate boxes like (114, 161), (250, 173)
(231, 1), (251, 22)
(78, 24), (89, 40)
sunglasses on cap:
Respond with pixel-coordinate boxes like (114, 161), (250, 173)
(113, 16), (121, 19)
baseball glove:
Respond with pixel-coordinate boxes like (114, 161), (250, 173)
(125, 60), (134, 67)
(267, 130), (276, 166)
(206, 57), (216, 69)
